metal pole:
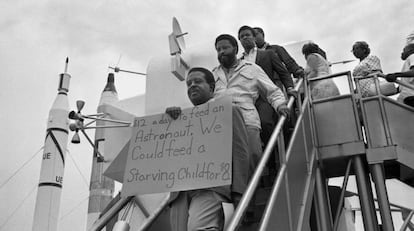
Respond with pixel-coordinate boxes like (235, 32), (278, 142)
(333, 158), (353, 231)
(312, 193), (323, 231)
(314, 165), (333, 231)
(226, 80), (301, 231)
(371, 163), (394, 230)
(400, 210), (414, 231)
(139, 195), (170, 231)
(353, 155), (379, 231)
(89, 196), (134, 231)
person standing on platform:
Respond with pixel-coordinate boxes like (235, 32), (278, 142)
(302, 42), (340, 99)
(352, 41), (383, 97)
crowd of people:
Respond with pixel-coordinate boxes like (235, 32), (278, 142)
(164, 26), (414, 231)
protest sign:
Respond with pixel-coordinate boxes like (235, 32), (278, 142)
(122, 96), (232, 196)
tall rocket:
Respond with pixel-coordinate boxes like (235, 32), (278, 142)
(32, 58), (71, 231)
(87, 73), (118, 230)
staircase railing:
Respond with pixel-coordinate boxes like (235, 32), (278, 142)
(227, 78), (317, 231)
(259, 85), (318, 231)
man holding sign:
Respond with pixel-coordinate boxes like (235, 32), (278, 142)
(166, 67), (250, 231)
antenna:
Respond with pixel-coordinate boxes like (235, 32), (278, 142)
(169, 17), (187, 55)
(329, 59), (356, 66)
(108, 54), (146, 76)
(64, 57), (69, 73)
(108, 66), (146, 76)
(169, 17), (190, 81)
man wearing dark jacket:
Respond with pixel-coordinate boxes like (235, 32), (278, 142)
(253, 27), (304, 79)
(238, 25), (296, 147)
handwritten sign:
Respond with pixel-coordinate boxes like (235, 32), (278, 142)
(122, 96), (232, 196)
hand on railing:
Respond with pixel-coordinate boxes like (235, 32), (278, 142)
(277, 103), (290, 120)
(384, 73), (398, 83)
(226, 78), (304, 231)
(287, 87), (298, 99)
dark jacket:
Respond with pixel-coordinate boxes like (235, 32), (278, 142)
(265, 44), (303, 79)
(255, 49), (294, 89)
(241, 49), (292, 145)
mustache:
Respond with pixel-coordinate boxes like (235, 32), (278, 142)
(218, 53), (233, 60)
(188, 86), (200, 93)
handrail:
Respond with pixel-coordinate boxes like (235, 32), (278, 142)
(89, 196), (134, 231)
(138, 194), (170, 231)
(226, 78), (303, 231)
(333, 158), (353, 231)
(376, 73), (414, 91)
(400, 210), (414, 231)
(353, 71), (383, 80)
(354, 72), (414, 91)
(309, 71), (351, 82)
(259, 92), (311, 231)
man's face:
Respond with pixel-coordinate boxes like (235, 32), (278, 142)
(254, 29), (265, 46)
(239, 29), (256, 50)
(216, 39), (237, 68)
(186, 71), (213, 106)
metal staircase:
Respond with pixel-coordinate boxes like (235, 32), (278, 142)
(90, 71), (414, 231)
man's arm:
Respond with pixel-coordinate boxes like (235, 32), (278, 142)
(269, 50), (294, 89)
(253, 64), (290, 117)
(268, 51), (297, 98)
(386, 66), (414, 82)
(271, 45), (303, 78)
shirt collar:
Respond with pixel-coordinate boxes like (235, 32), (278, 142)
(242, 46), (257, 57)
(257, 42), (270, 50)
(221, 59), (240, 73)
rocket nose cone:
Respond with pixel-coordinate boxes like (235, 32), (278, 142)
(103, 73), (117, 93)
(108, 73), (115, 83)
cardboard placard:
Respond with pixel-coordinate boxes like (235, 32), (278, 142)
(122, 96), (232, 196)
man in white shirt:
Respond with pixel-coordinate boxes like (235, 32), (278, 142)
(212, 33), (289, 178)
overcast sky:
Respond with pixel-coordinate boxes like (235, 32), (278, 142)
(0, 1), (413, 230)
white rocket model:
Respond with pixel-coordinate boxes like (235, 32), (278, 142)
(87, 73), (118, 230)
(32, 58), (71, 231)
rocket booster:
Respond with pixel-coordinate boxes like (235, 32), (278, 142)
(87, 73), (118, 230)
(32, 58), (71, 231)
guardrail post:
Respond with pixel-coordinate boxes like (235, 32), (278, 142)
(353, 155), (379, 231)
(314, 164), (333, 231)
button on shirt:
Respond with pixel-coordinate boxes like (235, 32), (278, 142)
(213, 60), (286, 129)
